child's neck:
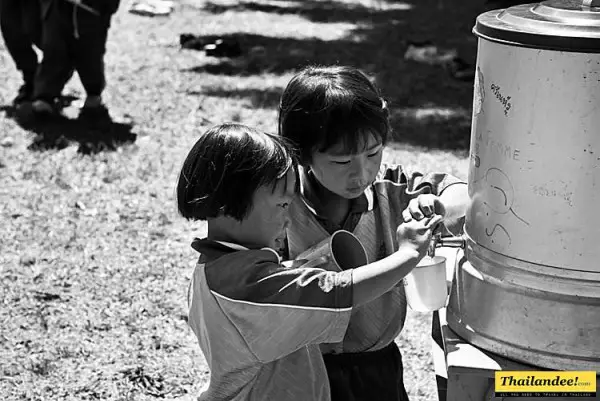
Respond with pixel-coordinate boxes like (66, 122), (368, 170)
(207, 218), (253, 249)
(304, 171), (351, 227)
(207, 221), (235, 243)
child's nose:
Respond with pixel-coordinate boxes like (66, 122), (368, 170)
(350, 157), (366, 178)
(350, 158), (371, 185)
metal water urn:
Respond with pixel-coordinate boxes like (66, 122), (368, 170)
(446, 0), (600, 371)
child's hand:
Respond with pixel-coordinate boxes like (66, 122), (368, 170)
(402, 194), (446, 222)
(396, 214), (443, 258)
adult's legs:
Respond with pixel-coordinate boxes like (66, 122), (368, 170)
(73, 11), (111, 103)
(0, 0), (42, 103)
(72, 9), (114, 120)
(32, 0), (74, 108)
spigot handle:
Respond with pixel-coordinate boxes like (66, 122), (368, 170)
(437, 236), (466, 248)
(582, 0), (600, 8)
(428, 232), (466, 255)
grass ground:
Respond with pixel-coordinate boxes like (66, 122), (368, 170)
(1, 0), (481, 399)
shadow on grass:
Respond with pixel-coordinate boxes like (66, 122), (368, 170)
(0, 103), (137, 155)
(202, 0), (413, 24)
(180, 35), (370, 77)
(180, 0), (485, 151)
(390, 106), (472, 151)
(189, 87), (283, 109)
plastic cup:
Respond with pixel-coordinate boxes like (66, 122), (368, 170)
(295, 230), (368, 270)
(403, 255), (448, 312)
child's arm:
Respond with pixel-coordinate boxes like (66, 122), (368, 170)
(438, 182), (468, 233)
(204, 213), (437, 363)
(402, 183), (468, 234)
(351, 214), (442, 306)
(376, 164), (468, 234)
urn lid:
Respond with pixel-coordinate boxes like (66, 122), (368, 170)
(474, 0), (600, 52)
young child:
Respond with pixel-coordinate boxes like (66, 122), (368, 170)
(177, 122), (442, 401)
(278, 65), (469, 401)
(31, 0), (120, 119)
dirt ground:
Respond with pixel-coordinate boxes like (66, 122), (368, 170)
(0, 0), (483, 399)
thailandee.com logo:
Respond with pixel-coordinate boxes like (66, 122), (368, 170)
(495, 371), (597, 398)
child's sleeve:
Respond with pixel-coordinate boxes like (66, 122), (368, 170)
(374, 164), (467, 250)
(379, 163), (465, 196)
(206, 251), (353, 363)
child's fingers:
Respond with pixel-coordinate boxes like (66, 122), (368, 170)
(424, 214), (443, 230)
(402, 208), (412, 222)
(418, 196), (435, 217)
(410, 203), (425, 220)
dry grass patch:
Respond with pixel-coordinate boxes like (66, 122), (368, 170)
(1, 0), (479, 399)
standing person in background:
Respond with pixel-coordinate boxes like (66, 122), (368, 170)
(278, 65), (469, 401)
(0, 0), (41, 107)
(32, 0), (120, 120)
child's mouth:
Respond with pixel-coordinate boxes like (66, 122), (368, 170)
(346, 185), (365, 195)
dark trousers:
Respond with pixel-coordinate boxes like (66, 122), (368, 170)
(0, 0), (41, 84)
(323, 342), (411, 401)
(34, 0), (113, 101)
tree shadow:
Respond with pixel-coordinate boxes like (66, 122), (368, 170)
(188, 87), (283, 109)
(202, 0), (410, 24)
(180, 0), (486, 151)
(1, 103), (137, 155)
(181, 34), (370, 76)
(390, 106), (472, 152)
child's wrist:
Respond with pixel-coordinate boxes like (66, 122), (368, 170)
(395, 244), (421, 261)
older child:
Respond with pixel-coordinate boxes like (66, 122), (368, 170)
(278, 65), (469, 401)
(177, 123), (442, 401)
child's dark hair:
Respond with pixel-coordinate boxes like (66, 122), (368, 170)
(278, 65), (390, 163)
(177, 123), (296, 221)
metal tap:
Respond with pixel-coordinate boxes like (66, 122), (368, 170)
(427, 232), (466, 257)
(582, 0), (600, 8)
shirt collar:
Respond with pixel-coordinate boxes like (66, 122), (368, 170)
(191, 238), (281, 261)
(214, 241), (249, 251)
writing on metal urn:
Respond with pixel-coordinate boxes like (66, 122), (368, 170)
(446, 0), (600, 372)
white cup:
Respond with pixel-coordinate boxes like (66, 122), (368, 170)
(403, 255), (448, 312)
(293, 230), (369, 270)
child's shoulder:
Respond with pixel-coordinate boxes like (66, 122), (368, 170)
(195, 240), (282, 300)
(201, 245), (281, 278)
(192, 238), (279, 263)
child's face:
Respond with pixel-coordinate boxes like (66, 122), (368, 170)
(235, 168), (296, 252)
(308, 134), (383, 199)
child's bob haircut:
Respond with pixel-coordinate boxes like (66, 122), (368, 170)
(177, 123), (296, 221)
(278, 65), (391, 163)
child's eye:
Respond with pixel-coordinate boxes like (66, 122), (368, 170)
(368, 149), (382, 158)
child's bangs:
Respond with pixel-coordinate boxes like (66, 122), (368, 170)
(314, 90), (389, 155)
(318, 116), (388, 155)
